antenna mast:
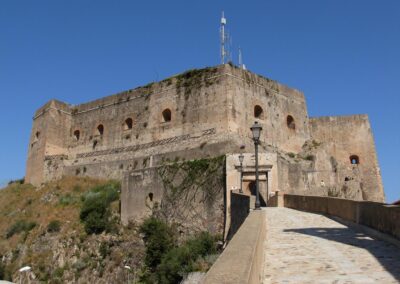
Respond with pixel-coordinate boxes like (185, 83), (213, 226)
(238, 47), (246, 70)
(238, 47), (242, 68)
(220, 11), (227, 64)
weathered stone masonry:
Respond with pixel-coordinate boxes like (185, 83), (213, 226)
(26, 64), (385, 221)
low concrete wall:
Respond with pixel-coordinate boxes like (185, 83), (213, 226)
(358, 201), (400, 239)
(284, 194), (400, 240)
(267, 191), (284, 207)
(203, 210), (266, 284)
(228, 192), (250, 240)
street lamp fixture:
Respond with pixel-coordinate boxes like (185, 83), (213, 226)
(250, 121), (262, 210)
(238, 153), (244, 193)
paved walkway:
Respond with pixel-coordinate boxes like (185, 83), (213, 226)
(263, 208), (400, 284)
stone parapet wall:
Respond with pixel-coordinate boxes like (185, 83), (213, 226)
(284, 194), (400, 240)
(203, 210), (266, 284)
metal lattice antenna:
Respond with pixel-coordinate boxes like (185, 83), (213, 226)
(220, 11), (227, 64)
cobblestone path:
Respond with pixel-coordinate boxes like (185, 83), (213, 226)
(263, 208), (400, 283)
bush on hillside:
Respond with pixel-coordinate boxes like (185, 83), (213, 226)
(79, 181), (120, 234)
(139, 217), (219, 284)
(6, 220), (37, 239)
(8, 177), (24, 185)
(0, 262), (12, 281)
(47, 220), (61, 233)
(139, 217), (176, 270)
(156, 232), (217, 283)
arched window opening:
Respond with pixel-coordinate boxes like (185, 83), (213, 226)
(254, 105), (264, 119)
(97, 124), (104, 136)
(74, 130), (80, 141)
(162, 109), (172, 122)
(124, 118), (133, 130)
(148, 192), (154, 202)
(350, 155), (360, 165)
(35, 131), (40, 139)
(287, 115), (296, 130)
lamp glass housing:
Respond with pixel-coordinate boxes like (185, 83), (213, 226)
(250, 121), (262, 141)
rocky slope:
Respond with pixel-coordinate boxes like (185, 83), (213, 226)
(0, 177), (144, 283)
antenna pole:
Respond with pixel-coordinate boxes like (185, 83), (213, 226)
(220, 11), (227, 64)
(239, 47), (242, 68)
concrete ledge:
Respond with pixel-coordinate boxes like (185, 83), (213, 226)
(203, 210), (266, 284)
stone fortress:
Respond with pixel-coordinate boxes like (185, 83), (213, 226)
(26, 64), (385, 225)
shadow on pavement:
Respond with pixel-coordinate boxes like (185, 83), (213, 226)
(283, 226), (400, 281)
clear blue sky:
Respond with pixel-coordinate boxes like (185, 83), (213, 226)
(0, 1), (398, 202)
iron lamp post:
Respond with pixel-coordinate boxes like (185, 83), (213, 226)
(250, 121), (262, 210)
(238, 153), (244, 193)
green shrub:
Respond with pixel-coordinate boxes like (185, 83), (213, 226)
(79, 181), (120, 234)
(80, 197), (109, 234)
(58, 193), (78, 206)
(99, 241), (111, 259)
(6, 220), (37, 238)
(157, 246), (191, 283)
(139, 217), (175, 270)
(8, 177), (24, 185)
(288, 152), (296, 158)
(156, 232), (217, 283)
(0, 262), (13, 280)
(52, 266), (65, 278)
(47, 220), (61, 233)
(139, 216), (219, 284)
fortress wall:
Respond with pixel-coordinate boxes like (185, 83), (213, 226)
(41, 65), (240, 182)
(121, 156), (226, 236)
(65, 65), (230, 156)
(26, 100), (72, 185)
(25, 65), (384, 204)
(63, 133), (240, 181)
(226, 66), (310, 153)
(309, 115), (384, 202)
(33, 99), (72, 118)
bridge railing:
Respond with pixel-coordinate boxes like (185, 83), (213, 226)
(283, 194), (400, 240)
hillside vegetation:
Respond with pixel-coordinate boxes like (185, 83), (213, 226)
(0, 177), (144, 283)
(0, 175), (221, 283)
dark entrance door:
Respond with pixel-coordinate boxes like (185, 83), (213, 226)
(248, 181), (266, 207)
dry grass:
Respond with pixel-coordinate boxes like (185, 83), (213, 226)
(0, 177), (108, 266)
(0, 176), (145, 282)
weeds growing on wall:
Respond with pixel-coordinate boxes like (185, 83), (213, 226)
(158, 156), (225, 200)
(175, 67), (219, 98)
(155, 155), (225, 237)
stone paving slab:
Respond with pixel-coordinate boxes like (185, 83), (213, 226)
(263, 208), (400, 284)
